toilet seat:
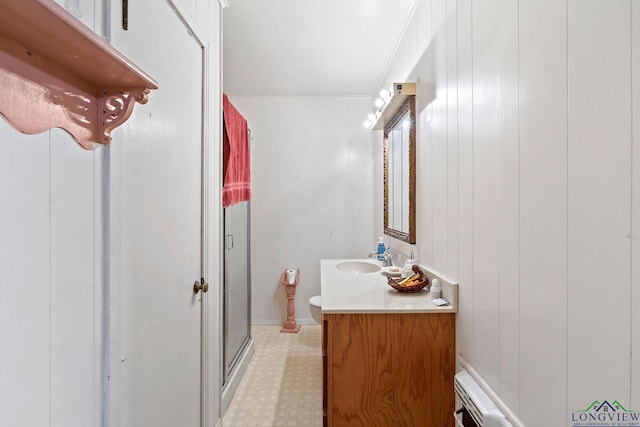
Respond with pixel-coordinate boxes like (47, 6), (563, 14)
(309, 295), (321, 308)
(309, 295), (322, 324)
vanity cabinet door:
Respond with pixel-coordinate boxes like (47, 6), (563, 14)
(325, 313), (455, 427)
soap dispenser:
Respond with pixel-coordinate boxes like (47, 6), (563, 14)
(402, 251), (416, 277)
(377, 237), (385, 261)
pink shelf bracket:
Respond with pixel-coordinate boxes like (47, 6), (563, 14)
(99, 87), (151, 145)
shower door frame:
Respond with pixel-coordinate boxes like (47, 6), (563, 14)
(222, 200), (252, 384)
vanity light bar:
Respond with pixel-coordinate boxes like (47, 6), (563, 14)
(365, 82), (416, 130)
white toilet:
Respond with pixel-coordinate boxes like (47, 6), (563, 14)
(309, 295), (322, 324)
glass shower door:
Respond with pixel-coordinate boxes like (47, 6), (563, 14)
(223, 201), (251, 383)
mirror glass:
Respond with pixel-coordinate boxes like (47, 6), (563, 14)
(384, 96), (416, 244)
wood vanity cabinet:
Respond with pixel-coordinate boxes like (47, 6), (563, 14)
(322, 312), (455, 427)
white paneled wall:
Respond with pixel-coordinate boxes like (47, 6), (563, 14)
(445, 0), (459, 291)
(50, 130), (103, 427)
(0, 120), (104, 427)
(567, 0), (632, 412)
(228, 97), (374, 325)
(414, 0), (435, 268)
(376, 0), (640, 425)
(456, 0), (474, 389)
(0, 2), (104, 426)
(633, 1), (640, 414)
(518, 0), (568, 424)
(0, 125), (53, 427)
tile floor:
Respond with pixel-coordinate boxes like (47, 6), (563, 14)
(222, 325), (323, 427)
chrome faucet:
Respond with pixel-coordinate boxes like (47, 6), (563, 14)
(382, 248), (395, 267)
(368, 248), (395, 267)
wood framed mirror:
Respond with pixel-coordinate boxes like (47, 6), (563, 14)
(383, 96), (416, 244)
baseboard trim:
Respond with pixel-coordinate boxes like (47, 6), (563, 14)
(252, 319), (318, 326)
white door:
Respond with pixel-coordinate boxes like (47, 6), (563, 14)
(111, 2), (205, 426)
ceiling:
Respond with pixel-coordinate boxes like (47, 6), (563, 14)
(223, 0), (417, 97)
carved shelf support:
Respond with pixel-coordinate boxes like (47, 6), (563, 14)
(99, 87), (150, 145)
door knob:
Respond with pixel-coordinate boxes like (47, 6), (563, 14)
(193, 279), (209, 294)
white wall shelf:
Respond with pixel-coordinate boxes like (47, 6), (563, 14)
(0, 0), (158, 149)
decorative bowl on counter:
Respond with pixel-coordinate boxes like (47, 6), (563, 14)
(387, 265), (428, 293)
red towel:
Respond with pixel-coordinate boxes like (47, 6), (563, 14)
(222, 94), (251, 208)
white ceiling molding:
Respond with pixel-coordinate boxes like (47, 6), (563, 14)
(373, 0), (420, 93)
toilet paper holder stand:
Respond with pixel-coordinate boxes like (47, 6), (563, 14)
(280, 268), (301, 333)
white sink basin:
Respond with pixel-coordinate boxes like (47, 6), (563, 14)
(336, 261), (381, 274)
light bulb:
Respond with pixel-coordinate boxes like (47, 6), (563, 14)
(374, 97), (384, 108)
(379, 89), (390, 99)
(368, 113), (376, 122)
(363, 120), (373, 128)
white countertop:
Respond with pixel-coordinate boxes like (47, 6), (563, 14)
(320, 258), (458, 314)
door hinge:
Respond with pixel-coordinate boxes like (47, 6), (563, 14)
(122, 0), (128, 30)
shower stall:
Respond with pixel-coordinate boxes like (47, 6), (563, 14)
(222, 200), (252, 408)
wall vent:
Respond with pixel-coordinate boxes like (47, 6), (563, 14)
(454, 369), (512, 427)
